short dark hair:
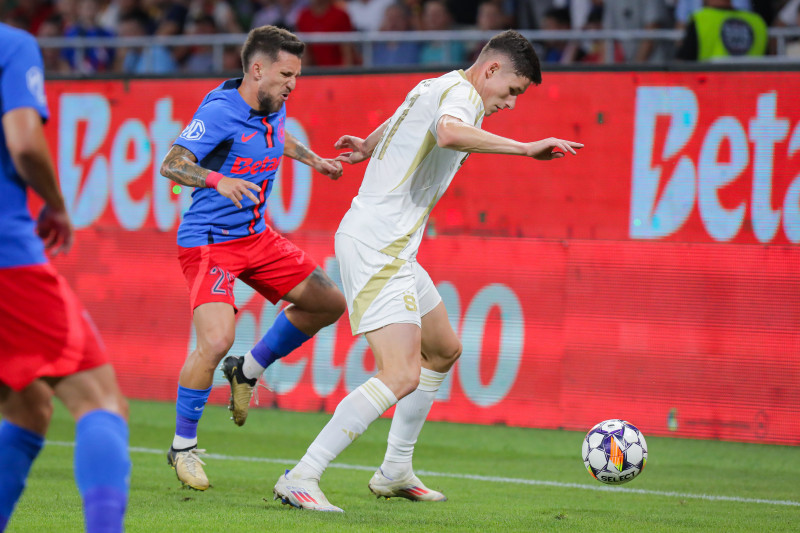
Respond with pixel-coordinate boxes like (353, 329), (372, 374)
(479, 30), (542, 85)
(241, 25), (305, 72)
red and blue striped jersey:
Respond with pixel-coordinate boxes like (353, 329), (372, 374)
(174, 78), (286, 247)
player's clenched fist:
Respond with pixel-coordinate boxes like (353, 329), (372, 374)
(36, 205), (74, 255)
(215, 176), (262, 209)
(316, 158), (343, 180)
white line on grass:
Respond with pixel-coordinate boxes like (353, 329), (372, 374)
(48, 440), (799, 507)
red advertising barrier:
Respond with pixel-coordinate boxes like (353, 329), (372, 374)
(43, 71), (800, 445)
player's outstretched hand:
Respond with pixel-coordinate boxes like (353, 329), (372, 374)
(334, 135), (370, 165)
(318, 158), (344, 180)
(37, 205), (73, 256)
(526, 138), (584, 160)
(216, 176), (261, 209)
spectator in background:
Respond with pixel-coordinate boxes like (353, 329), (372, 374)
(580, 4), (626, 64)
(55, 0), (79, 29)
(3, 0), (56, 34)
(468, 1), (508, 61)
(62, 0), (116, 73)
(296, 0), (356, 66)
(516, 0), (600, 31)
(674, 0), (752, 28)
(603, 0), (671, 63)
(98, 0), (149, 33)
(182, 14), (217, 72)
(252, 0), (307, 31)
(188, 0), (243, 34)
(780, 3), (800, 57)
(446, 0), (482, 26)
(419, 0), (465, 65)
(372, 1), (421, 66)
(143, 0), (188, 32)
(540, 7), (586, 64)
(774, 0), (800, 27)
(115, 9), (177, 73)
(676, 0), (767, 61)
(37, 15), (72, 73)
(400, 0), (424, 29)
(346, 0), (394, 32)
(222, 44), (242, 71)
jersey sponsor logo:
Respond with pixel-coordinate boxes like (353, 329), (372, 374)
(179, 119), (206, 140)
(241, 131), (257, 142)
(230, 155), (282, 175)
(26, 66), (46, 107)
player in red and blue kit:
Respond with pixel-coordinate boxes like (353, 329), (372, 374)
(160, 25), (346, 490)
(0, 23), (130, 532)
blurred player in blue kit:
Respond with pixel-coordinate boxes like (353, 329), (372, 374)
(160, 25), (347, 490)
(0, 22), (130, 533)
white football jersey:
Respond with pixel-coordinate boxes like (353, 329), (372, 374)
(337, 70), (485, 261)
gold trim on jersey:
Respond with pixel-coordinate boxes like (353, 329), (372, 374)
(388, 130), (437, 192)
(376, 94), (420, 160)
(439, 81), (461, 107)
(474, 110), (485, 125)
(379, 187), (441, 258)
(457, 69), (467, 80)
(349, 256), (407, 332)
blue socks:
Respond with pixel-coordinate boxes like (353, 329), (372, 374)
(74, 410), (130, 533)
(0, 421), (44, 531)
(0, 412), (129, 533)
(173, 385), (211, 449)
(251, 311), (311, 369)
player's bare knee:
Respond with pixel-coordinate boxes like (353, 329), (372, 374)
(424, 340), (462, 373)
(198, 331), (235, 362)
(444, 340), (463, 366)
(6, 398), (53, 435)
(116, 394), (130, 421)
(31, 400), (54, 432)
(324, 291), (347, 324)
(398, 367), (422, 397)
(307, 289), (346, 328)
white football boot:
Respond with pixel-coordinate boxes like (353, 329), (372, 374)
(368, 468), (447, 501)
(167, 446), (210, 491)
(273, 469), (344, 512)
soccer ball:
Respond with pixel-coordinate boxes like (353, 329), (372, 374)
(582, 419), (647, 484)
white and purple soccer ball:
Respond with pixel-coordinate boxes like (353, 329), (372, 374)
(582, 419), (647, 485)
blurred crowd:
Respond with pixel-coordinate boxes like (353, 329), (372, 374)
(2, 0), (798, 74)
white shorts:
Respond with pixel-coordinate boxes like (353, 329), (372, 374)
(335, 233), (441, 335)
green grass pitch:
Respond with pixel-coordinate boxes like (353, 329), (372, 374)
(5, 400), (799, 532)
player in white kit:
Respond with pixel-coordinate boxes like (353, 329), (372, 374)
(273, 30), (583, 512)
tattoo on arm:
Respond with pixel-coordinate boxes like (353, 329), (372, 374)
(284, 131), (320, 166)
(160, 145), (210, 188)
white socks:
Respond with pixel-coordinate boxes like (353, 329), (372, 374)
(380, 367), (447, 480)
(293, 377), (398, 480)
(242, 350), (266, 381)
(172, 434), (197, 449)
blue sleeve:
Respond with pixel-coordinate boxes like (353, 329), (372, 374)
(173, 99), (233, 162)
(0, 31), (49, 120)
